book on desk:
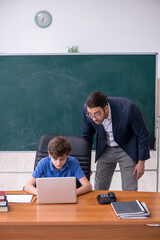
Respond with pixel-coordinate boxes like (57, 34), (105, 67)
(0, 191), (8, 212)
(111, 200), (150, 219)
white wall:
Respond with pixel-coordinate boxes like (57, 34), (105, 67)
(0, 0), (160, 74)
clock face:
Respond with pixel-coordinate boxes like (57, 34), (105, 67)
(35, 11), (52, 28)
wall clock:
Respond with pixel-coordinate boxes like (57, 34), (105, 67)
(35, 10), (52, 28)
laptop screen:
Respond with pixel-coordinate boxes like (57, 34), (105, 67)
(36, 177), (77, 204)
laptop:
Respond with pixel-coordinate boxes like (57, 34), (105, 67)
(36, 177), (77, 204)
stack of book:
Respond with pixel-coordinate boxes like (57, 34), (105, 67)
(0, 191), (8, 212)
(111, 200), (150, 219)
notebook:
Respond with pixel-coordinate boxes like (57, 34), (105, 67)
(111, 200), (150, 219)
(36, 177), (77, 204)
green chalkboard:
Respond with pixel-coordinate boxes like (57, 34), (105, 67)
(0, 54), (156, 150)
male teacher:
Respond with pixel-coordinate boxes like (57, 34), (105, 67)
(82, 91), (150, 191)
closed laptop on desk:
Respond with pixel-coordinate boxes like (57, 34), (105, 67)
(36, 177), (77, 204)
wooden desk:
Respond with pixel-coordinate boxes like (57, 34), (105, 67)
(0, 190), (160, 240)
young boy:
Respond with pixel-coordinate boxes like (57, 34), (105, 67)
(24, 136), (92, 196)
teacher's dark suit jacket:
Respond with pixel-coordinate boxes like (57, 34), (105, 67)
(82, 97), (150, 163)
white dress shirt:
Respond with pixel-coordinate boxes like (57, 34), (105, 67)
(102, 104), (118, 147)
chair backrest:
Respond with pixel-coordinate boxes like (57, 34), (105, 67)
(34, 134), (91, 187)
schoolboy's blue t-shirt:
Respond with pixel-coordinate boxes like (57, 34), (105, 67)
(32, 156), (85, 180)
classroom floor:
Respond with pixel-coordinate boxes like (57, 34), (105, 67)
(0, 150), (159, 192)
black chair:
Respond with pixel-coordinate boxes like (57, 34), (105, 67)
(34, 134), (91, 188)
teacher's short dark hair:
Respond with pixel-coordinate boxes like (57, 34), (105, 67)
(86, 91), (108, 108)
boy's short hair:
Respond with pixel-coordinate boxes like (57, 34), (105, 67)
(86, 91), (108, 108)
(48, 136), (72, 159)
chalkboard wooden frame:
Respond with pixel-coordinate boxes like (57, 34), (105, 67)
(0, 53), (157, 150)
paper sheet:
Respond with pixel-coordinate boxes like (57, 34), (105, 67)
(6, 194), (33, 203)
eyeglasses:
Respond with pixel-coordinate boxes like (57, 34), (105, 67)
(86, 111), (103, 119)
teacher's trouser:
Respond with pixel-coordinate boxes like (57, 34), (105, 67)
(94, 145), (138, 191)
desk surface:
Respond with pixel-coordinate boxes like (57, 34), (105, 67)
(0, 190), (160, 226)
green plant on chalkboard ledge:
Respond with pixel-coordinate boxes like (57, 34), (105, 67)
(67, 45), (79, 53)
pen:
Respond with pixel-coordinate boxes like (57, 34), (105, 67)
(31, 196), (37, 205)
